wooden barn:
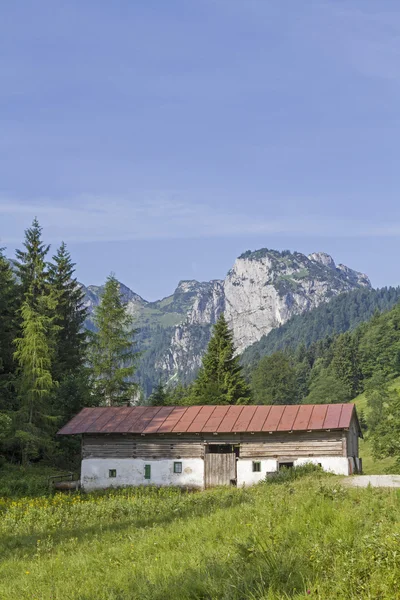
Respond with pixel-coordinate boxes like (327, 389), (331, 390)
(58, 403), (362, 491)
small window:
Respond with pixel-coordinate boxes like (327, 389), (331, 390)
(173, 462), (182, 474)
(144, 464), (151, 480)
(252, 461), (261, 472)
(109, 469), (117, 478)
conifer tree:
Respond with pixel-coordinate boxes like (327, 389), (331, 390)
(12, 219), (60, 461)
(0, 248), (19, 410)
(14, 217), (50, 305)
(251, 351), (298, 405)
(89, 274), (139, 406)
(190, 314), (250, 405)
(48, 242), (87, 380)
(148, 381), (170, 406)
(331, 332), (362, 397)
(13, 297), (56, 463)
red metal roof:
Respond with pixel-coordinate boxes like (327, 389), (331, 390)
(57, 403), (360, 436)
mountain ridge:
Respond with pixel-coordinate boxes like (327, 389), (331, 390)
(80, 247), (370, 394)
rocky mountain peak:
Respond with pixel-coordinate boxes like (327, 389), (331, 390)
(308, 252), (336, 270)
(81, 246), (371, 393)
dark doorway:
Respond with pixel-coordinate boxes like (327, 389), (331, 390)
(208, 444), (237, 454)
(278, 461), (294, 471)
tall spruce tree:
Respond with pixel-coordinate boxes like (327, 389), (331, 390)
(148, 381), (170, 406)
(331, 332), (362, 397)
(14, 217), (50, 306)
(89, 274), (139, 406)
(190, 314), (250, 405)
(251, 351), (298, 405)
(48, 242), (87, 381)
(13, 297), (56, 463)
(0, 248), (19, 410)
(12, 219), (59, 462)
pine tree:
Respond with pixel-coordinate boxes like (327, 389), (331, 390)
(13, 298), (56, 463)
(48, 242), (87, 381)
(14, 217), (50, 306)
(331, 332), (362, 397)
(251, 351), (298, 405)
(148, 382), (170, 406)
(89, 274), (140, 406)
(190, 314), (250, 405)
(0, 248), (19, 410)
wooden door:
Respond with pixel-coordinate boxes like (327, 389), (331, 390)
(204, 453), (236, 488)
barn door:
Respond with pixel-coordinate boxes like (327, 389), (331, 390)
(205, 453), (236, 488)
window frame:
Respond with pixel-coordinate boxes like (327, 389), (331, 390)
(173, 461), (182, 474)
(252, 461), (261, 473)
(109, 469), (117, 478)
(144, 464), (151, 480)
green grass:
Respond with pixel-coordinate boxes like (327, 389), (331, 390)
(0, 464), (68, 499)
(353, 377), (400, 475)
(2, 471), (400, 599)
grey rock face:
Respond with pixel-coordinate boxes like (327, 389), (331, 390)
(224, 249), (370, 353)
(81, 247), (370, 390)
(308, 252), (336, 269)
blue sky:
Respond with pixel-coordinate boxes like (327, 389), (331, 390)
(1, 0), (400, 300)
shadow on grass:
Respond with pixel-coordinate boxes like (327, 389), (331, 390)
(0, 489), (253, 561)
(66, 538), (312, 600)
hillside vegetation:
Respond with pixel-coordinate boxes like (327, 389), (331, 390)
(354, 377), (400, 475)
(242, 286), (400, 367)
(2, 472), (400, 599)
(248, 299), (400, 407)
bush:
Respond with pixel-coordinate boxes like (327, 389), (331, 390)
(264, 462), (325, 484)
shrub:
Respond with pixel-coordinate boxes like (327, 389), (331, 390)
(264, 462), (325, 484)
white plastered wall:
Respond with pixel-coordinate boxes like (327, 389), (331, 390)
(81, 458), (204, 492)
(236, 459), (278, 486)
(236, 456), (351, 485)
(294, 456), (351, 476)
(81, 455), (353, 491)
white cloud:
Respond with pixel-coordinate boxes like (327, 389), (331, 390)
(1, 194), (400, 246)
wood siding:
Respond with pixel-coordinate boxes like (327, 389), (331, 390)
(205, 453), (236, 488)
(82, 430), (349, 460)
(240, 431), (343, 458)
(346, 417), (359, 457)
(82, 434), (204, 459)
(82, 435), (134, 459)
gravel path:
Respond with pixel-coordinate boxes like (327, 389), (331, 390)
(344, 475), (400, 488)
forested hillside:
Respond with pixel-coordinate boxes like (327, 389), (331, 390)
(248, 299), (400, 408)
(242, 286), (400, 367)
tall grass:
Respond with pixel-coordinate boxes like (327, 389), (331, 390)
(0, 464), (68, 498)
(1, 470), (400, 599)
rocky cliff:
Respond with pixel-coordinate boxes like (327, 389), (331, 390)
(81, 248), (370, 393)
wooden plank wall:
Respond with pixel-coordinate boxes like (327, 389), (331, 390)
(240, 432), (343, 458)
(346, 418), (359, 457)
(205, 454), (236, 488)
(82, 435), (204, 459)
(82, 431), (345, 459)
(82, 435), (134, 459)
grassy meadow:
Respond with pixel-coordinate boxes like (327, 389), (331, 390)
(1, 469), (400, 600)
(1, 383), (399, 600)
